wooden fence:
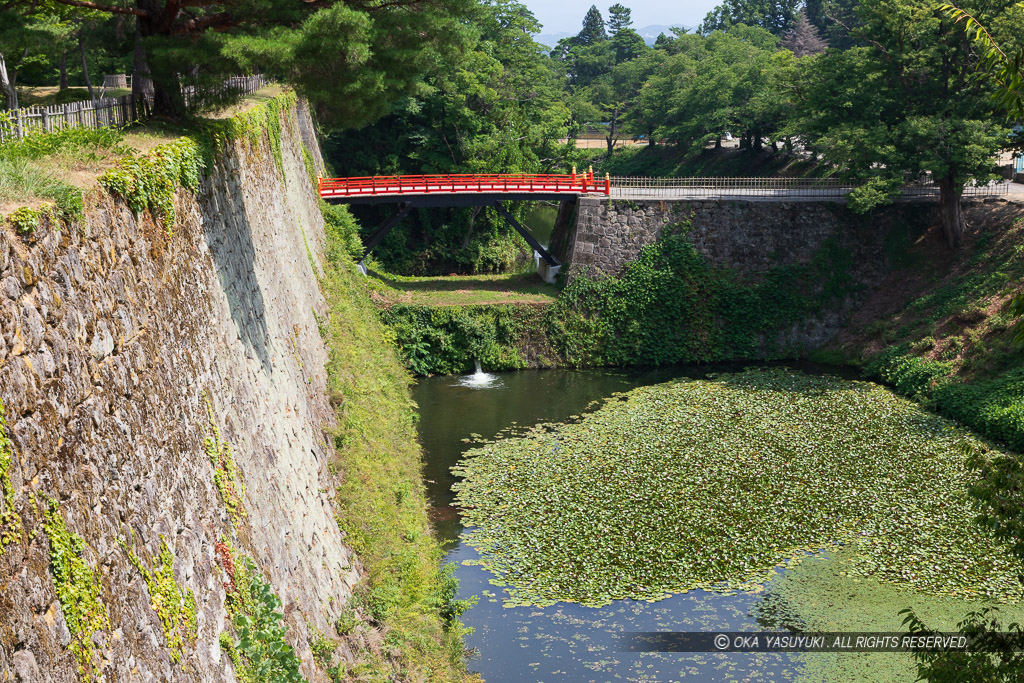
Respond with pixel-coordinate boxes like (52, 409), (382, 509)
(0, 74), (267, 143)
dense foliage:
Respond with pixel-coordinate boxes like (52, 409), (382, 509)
(380, 222), (857, 374)
(2, 0), (471, 121)
(452, 368), (1020, 607)
(324, 0), (573, 274)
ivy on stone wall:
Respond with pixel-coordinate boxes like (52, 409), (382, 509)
(99, 138), (205, 234)
(99, 92), (299, 235)
(41, 497), (110, 681)
(0, 398), (22, 551)
(551, 224), (856, 367)
(119, 534), (198, 665)
(381, 225), (858, 375)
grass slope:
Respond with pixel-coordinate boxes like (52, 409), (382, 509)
(320, 210), (473, 681)
(823, 200), (1024, 451)
(366, 271), (558, 307)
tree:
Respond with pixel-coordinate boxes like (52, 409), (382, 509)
(699, 0), (801, 36)
(322, 0), (572, 273)
(612, 27), (648, 63)
(0, 8), (71, 109)
(941, 2), (1024, 120)
(607, 3), (633, 34)
(578, 5), (608, 45)
(2, 0), (473, 121)
(804, 0), (861, 49)
(782, 12), (827, 56)
(796, 0), (1016, 248)
(643, 26), (789, 152)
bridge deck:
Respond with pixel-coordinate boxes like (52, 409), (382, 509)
(319, 173), (609, 199)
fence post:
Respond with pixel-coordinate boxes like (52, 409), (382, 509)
(15, 108), (23, 140)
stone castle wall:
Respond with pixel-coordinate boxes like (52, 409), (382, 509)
(564, 197), (890, 279)
(0, 99), (358, 681)
(562, 197), (901, 351)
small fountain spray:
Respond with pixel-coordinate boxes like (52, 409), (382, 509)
(456, 359), (501, 388)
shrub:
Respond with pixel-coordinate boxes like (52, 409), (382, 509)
(910, 336), (936, 353)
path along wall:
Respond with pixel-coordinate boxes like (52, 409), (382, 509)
(0, 97), (361, 681)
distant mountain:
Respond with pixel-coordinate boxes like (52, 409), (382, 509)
(533, 24), (694, 49)
(533, 31), (572, 49)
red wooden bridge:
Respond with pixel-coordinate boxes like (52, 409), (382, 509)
(318, 170), (610, 199)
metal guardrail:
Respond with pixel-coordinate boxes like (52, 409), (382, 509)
(0, 75), (268, 143)
(609, 176), (1011, 199)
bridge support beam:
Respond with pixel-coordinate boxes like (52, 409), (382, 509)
(348, 197), (561, 278)
(358, 201), (412, 272)
(494, 203), (560, 268)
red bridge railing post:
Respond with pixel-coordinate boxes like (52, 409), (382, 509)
(605, 173), (611, 196)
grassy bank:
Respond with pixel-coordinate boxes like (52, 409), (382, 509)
(0, 84), (281, 226)
(319, 204), (473, 680)
(823, 201), (1024, 452)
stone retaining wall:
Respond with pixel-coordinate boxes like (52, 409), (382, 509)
(0, 99), (358, 681)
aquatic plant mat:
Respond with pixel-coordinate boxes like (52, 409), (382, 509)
(452, 368), (1022, 607)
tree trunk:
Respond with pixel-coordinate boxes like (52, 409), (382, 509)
(752, 130), (763, 152)
(59, 51), (69, 91)
(715, 136), (722, 149)
(79, 37), (94, 100)
(461, 206), (482, 248)
(771, 139), (779, 154)
(938, 175), (966, 249)
(0, 53), (17, 110)
(135, 11), (183, 118)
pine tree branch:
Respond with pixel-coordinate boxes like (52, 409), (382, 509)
(46, 0), (148, 16)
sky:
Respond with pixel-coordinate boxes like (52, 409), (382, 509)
(521, 0), (721, 35)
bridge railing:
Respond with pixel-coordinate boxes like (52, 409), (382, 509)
(319, 172), (612, 197)
(609, 176), (1010, 199)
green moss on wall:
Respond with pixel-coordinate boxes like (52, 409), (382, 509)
(203, 395), (245, 528)
(119, 535), (198, 664)
(215, 93), (297, 180)
(0, 398), (22, 551)
(42, 498), (109, 681)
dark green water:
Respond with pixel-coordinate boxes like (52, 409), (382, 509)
(412, 365), (834, 681)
